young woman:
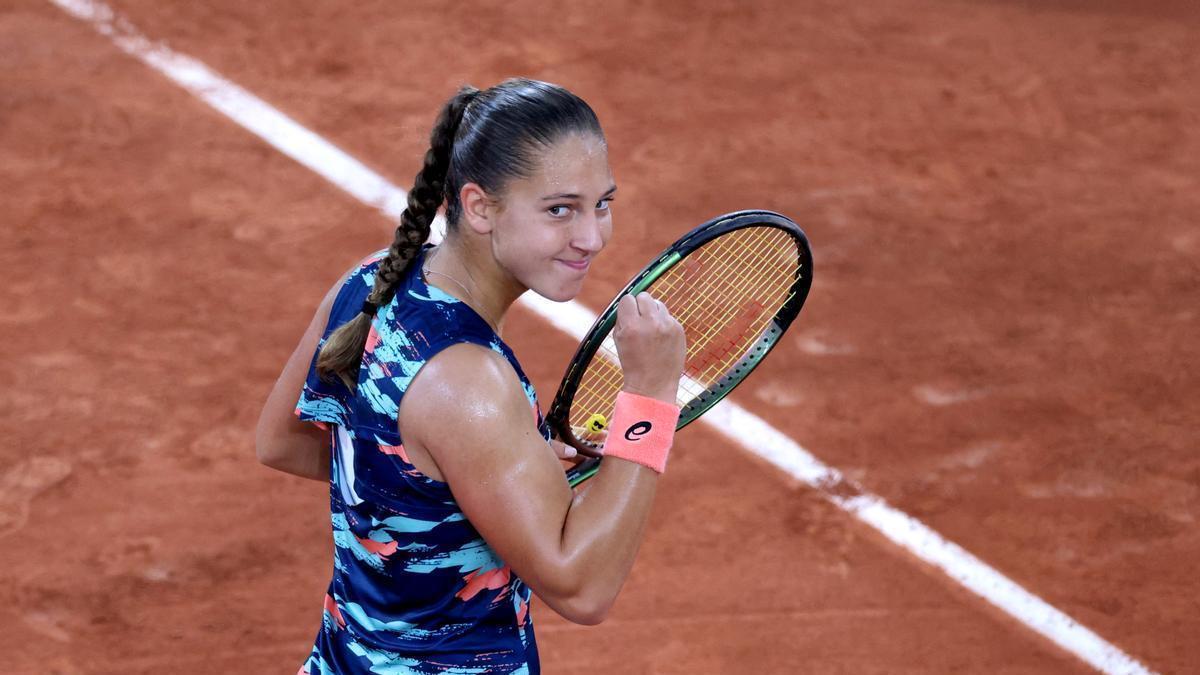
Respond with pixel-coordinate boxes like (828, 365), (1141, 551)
(255, 78), (685, 674)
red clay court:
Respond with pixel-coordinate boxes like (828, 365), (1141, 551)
(1, 0), (1197, 672)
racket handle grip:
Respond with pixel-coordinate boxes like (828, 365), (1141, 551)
(601, 392), (680, 473)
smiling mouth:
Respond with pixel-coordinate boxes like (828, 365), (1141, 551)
(556, 259), (591, 271)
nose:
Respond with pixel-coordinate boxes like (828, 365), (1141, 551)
(571, 211), (606, 255)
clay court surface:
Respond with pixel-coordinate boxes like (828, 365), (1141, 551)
(2, 0), (1198, 672)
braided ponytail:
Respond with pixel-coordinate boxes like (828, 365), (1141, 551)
(316, 86), (479, 389)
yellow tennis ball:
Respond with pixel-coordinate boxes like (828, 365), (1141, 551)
(584, 413), (607, 433)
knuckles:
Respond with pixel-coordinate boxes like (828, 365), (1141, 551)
(614, 293), (684, 349)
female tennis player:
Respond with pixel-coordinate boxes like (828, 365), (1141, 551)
(254, 78), (685, 674)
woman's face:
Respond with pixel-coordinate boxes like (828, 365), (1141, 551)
(488, 133), (615, 302)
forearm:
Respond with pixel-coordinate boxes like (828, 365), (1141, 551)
(255, 377), (332, 482)
(547, 390), (677, 618)
(256, 421), (331, 482)
(255, 311), (335, 482)
(555, 458), (660, 613)
(261, 445), (331, 481)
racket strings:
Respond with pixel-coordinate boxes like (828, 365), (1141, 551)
(570, 225), (803, 433)
(654, 228), (796, 389)
(667, 233), (794, 354)
(663, 229), (793, 344)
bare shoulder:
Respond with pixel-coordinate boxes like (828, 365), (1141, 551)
(399, 341), (564, 492)
(400, 342), (532, 441)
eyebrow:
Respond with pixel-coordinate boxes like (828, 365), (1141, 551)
(540, 185), (618, 201)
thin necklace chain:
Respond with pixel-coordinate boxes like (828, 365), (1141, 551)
(424, 267), (475, 301)
(422, 248), (476, 301)
(422, 249), (501, 330)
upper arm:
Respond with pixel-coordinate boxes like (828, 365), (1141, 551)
(399, 344), (578, 599)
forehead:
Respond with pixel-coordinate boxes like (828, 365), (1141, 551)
(515, 134), (612, 194)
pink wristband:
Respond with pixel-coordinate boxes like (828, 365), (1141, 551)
(601, 391), (680, 473)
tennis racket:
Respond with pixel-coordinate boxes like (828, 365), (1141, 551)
(546, 210), (813, 486)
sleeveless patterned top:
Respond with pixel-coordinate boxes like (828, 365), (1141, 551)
(295, 246), (547, 674)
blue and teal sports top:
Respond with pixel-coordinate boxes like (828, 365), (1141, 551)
(295, 246), (548, 675)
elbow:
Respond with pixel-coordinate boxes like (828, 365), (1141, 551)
(254, 412), (299, 471)
(561, 598), (613, 626)
(254, 427), (286, 470)
(537, 576), (618, 626)
(255, 442), (280, 469)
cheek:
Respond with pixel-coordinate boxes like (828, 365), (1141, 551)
(499, 218), (561, 265)
(535, 223), (572, 256)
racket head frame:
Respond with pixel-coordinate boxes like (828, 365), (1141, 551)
(547, 210), (813, 486)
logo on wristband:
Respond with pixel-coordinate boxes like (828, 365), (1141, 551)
(624, 421), (652, 441)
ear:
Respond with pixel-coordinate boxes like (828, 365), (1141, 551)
(459, 182), (495, 235)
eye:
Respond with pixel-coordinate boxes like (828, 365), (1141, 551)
(596, 197), (613, 211)
(547, 205), (571, 218)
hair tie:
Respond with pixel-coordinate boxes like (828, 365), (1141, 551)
(361, 300), (379, 317)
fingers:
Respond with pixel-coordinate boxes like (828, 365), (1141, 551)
(549, 439), (578, 460)
(611, 289), (686, 403)
(615, 293), (639, 331)
(617, 292), (676, 336)
(621, 291), (664, 317)
(636, 291), (666, 316)
(635, 292), (653, 315)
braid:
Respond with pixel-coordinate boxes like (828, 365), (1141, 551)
(315, 86), (479, 389)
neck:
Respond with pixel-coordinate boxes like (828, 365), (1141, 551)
(423, 233), (525, 334)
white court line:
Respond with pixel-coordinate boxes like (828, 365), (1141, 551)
(47, 1), (1155, 673)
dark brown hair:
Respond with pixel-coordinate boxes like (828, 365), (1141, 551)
(316, 79), (604, 389)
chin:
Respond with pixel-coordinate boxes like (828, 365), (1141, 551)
(535, 286), (581, 303)
(532, 278), (585, 303)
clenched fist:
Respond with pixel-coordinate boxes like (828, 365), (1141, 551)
(613, 292), (686, 404)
